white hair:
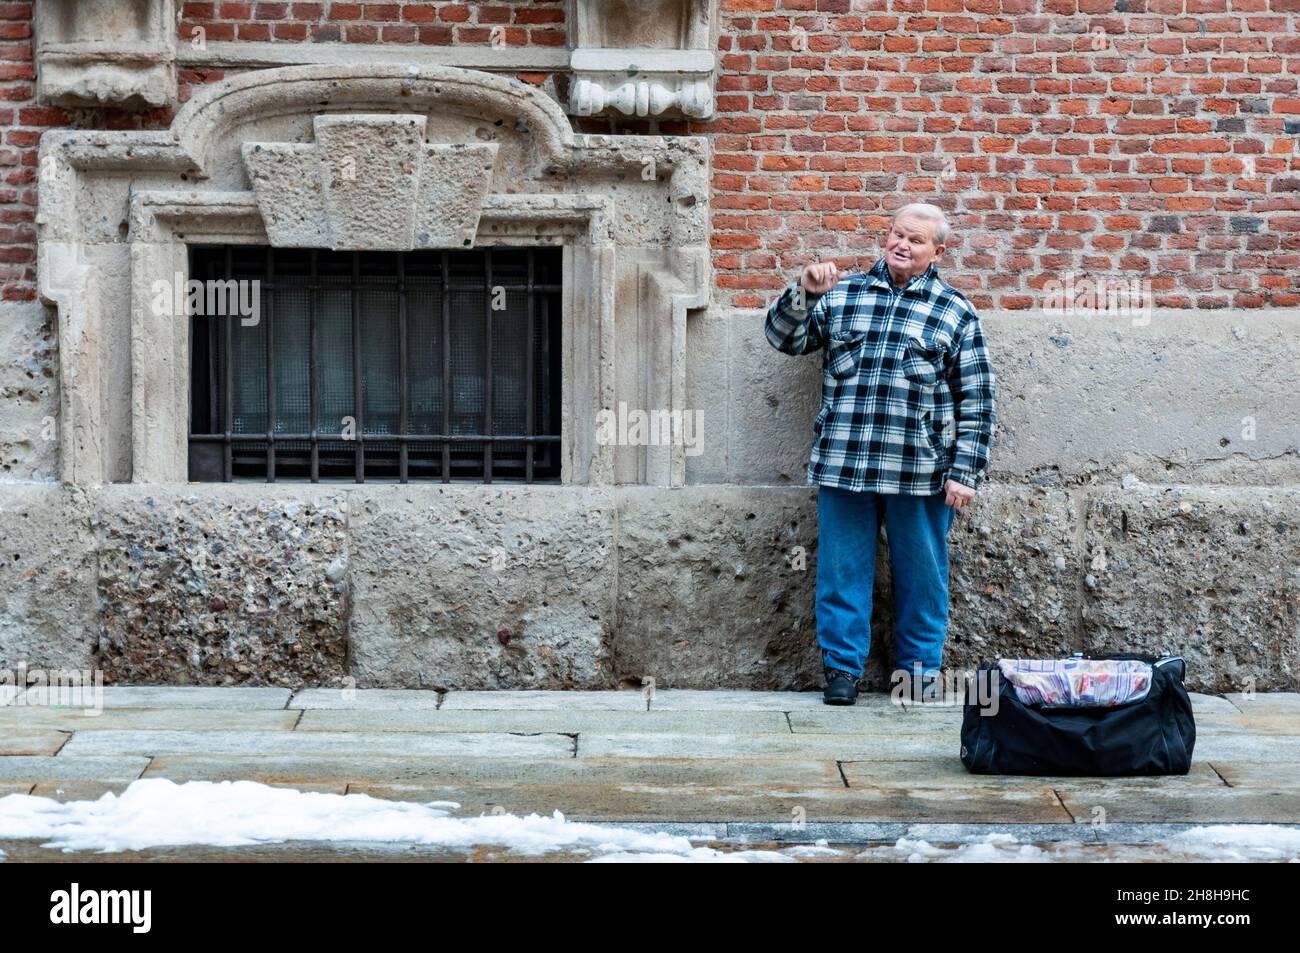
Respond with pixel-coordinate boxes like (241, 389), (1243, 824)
(892, 202), (951, 247)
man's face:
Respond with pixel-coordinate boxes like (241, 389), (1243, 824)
(884, 212), (945, 283)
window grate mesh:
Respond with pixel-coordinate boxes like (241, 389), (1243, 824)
(188, 246), (562, 483)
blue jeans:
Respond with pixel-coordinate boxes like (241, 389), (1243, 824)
(815, 484), (956, 680)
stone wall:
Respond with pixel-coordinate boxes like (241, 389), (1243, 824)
(1, 478), (1296, 693)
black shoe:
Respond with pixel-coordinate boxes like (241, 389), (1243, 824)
(823, 667), (859, 705)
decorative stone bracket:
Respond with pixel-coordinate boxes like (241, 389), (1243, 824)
(569, 49), (715, 120)
(34, 0), (177, 109)
(567, 0), (718, 121)
(243, 114), (498, 251)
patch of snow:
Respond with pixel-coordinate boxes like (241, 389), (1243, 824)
(784, 844), (845, 858)
(867, 825), (1300, 863)
(1167, 825), (1300, 862)
(0, 779), (794, 862)
(589, 849), (794, 864)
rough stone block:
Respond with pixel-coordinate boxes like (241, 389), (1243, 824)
(0, 485), (98, 671)
(1081, 485), (1300, 691)
(347, 486), (617, 689)
(613, 486), (821, 689)
(0, 301), (58, 481)
(92, 486), (350, 687)
(943, 485), (1082, 673)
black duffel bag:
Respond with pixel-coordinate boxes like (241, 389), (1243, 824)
(960, 653), (1196, 776)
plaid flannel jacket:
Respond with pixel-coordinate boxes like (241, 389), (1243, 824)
(764, 256), (996, 496)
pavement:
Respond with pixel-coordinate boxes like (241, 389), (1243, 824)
(2, 686), (1298, 861)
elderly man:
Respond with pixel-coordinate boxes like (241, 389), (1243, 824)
(764, 203), (996, 706)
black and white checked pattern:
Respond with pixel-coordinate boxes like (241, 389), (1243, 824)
(764, 256), (996, 495)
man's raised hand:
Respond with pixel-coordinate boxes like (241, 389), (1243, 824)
(800, 261), (840, 295)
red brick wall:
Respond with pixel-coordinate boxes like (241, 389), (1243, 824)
(177, 1), (566, 46)
(710, 0), (1300, 311)
(0, 2), (38, 301)
(5, 1), (1300, 309)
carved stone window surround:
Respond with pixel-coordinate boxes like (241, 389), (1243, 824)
(37, 64), (710, 489)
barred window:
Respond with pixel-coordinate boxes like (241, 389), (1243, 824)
(187, 246), (562, 483)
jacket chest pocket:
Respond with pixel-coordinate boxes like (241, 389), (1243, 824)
(899, 334), (947, 388)
(826, 330), (867, 379)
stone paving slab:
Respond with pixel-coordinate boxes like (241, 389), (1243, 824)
(296, 708), (792, 735)
(1224, 692), (1300, 712)
(28, 781), (138, 801)
(790, 709), (949, 734)
(0, 755), (150, 783)
(1054, 786), (1300, 823)
(440, 691), (649, 711)
(577, 732), (961, 761)
(1206, 760), (1300, 788)
(16, 686), (294, 709)
(0, 709), (301, 732)
(841, 760), (1226, 789)
(344, 781), (1072, 824)
(1190, 693), (1248, 713)
(0, 728), (68, 756)
(142, 755), (846, 789)
(1190, 712), (1300, 735)
(58, 730), (575, 759)
(1181, 733), (1300, 762)
(142, 756), (436, 789)
(648, 690), (857, 711)
(289, 688), (443, 710)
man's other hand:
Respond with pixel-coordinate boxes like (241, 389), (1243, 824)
(800, 261), (840, 294)
(944, 479), (975, 511)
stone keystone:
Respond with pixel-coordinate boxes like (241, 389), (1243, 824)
(242, 113), (499, 251)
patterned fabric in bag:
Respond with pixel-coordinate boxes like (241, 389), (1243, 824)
(996, 658), (1153, 707)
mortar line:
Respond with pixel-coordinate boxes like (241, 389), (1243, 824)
(784, 711), (794, 733)
(136, 754), (155, 780)
(836, 761), (850, 788)
(50, 730), (73, 756)
(290, 709), (304, 729)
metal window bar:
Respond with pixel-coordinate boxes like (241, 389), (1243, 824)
(189, 247), (560, 484)
(442, 249), (451, 484)
(484, 248), (493, 483)
(265, 247), (276, 482)
(309, 249), (320, 483)
(351, 251), (365, 481)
